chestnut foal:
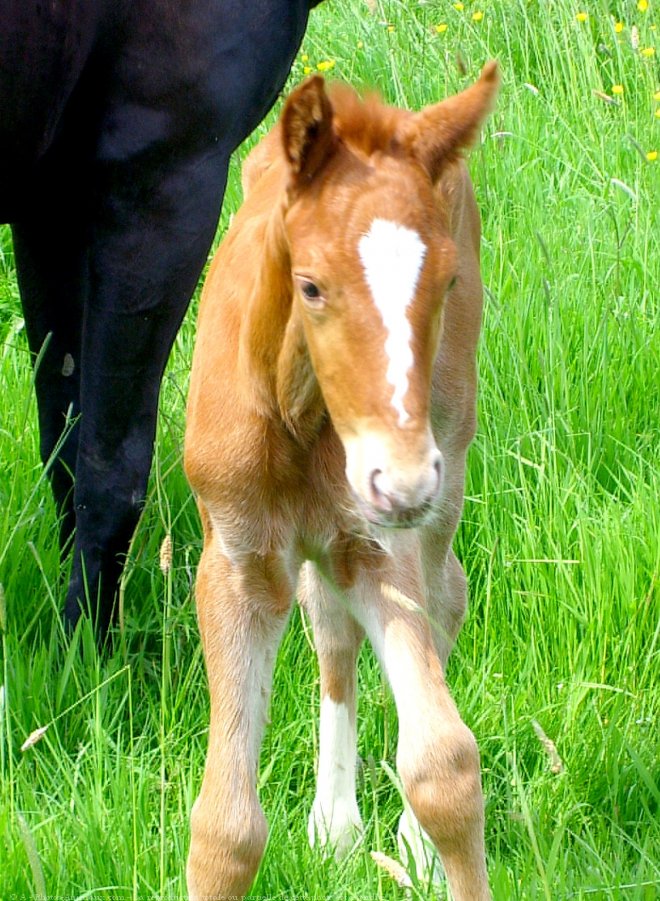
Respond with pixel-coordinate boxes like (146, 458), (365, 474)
(185, 65), (499, 900)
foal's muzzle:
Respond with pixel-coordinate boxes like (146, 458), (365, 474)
(344, 429), (443, 528)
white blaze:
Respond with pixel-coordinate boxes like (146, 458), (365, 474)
(358, 219), (426, 425)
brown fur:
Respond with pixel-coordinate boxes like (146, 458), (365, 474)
(185, 64), (499, 900)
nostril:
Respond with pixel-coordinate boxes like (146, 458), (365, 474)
(369, 468), (393, 512)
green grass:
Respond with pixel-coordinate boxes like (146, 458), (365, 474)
(1, 1), (658, 898)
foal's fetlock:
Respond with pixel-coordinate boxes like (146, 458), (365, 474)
(308, 796), (364, 858)
(187, 803), (268, 900)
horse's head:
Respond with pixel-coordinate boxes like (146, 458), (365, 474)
(279, 66), (498, 527)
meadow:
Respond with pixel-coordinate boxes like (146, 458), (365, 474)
(1, 0), (658, 898)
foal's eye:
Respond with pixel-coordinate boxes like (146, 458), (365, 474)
(296, 277), (326, 308)
(302, 281), (320, 300)
(448, 276), (458, 291)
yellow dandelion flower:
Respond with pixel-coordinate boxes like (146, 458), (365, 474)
(646, 150), (658, 161)
(316, 59), (336, 72)
(655, 108), (660, 118)
(435, 23), (448, 33)
(612, 84), (624, 95)
(654, 90), (660, 100)
(357, 40), (364, 49)
(387, 24), (395, 33)
(637, 0), (648, 11)
(303, 66), (312, 75)
(453, 2), (464, 10)
(641, 47), (655, 57)
(576, 12), (588, 23)
(472, 11), (484, 22)
(301, 53), (309, 62)
(614, 22), (624, 34)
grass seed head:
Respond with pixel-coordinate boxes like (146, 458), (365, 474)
(532, 719), (565, 774)
(159, 534), (173, 573)
(21, 725), (48, 753)
(370, 851), (413, 888)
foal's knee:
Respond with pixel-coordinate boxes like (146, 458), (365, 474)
(401, 721), (484, 852)
(187, 798), (268, 901)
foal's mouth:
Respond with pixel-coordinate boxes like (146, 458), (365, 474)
(352, 492), (436, 530)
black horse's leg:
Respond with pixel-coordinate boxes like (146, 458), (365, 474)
(12, 216), (86, 552)
(63, 150), (229, 637)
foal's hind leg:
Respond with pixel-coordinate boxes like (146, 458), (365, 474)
(299, 563), (364, 857)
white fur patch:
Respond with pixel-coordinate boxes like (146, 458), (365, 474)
(358, 219), (426, 426)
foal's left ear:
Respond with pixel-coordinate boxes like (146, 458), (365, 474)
(281, 75), (336, 189)
(401, 61), (499, 182)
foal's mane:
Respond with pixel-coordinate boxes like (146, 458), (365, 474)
(239, 165), (324, 439)
(327, 83), (411, 159)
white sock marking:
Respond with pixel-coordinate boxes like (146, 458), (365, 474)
(309, 697), (363, 855)
(358, 219), (427, 426)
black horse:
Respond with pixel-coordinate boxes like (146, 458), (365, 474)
(1, 0), (323, 637)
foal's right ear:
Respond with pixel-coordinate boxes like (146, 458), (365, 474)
(281, 76), (336, 189)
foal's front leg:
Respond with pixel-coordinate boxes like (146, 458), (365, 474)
(360, 567), (490, 901)
(188, 529), (293, 900)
